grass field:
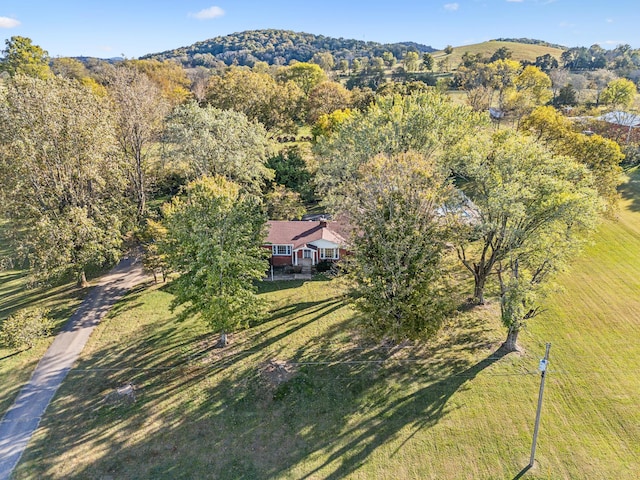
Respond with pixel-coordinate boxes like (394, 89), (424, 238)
(0, 223), (86, 416)
(431, 41), (565, 71)
(9, 170), (640, 479)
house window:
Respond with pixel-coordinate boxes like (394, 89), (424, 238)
(320, 248), (338, 260)
(303, 250), (312, 259)
(272, 245), (291, 256)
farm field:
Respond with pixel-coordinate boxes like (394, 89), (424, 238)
(7, 169), (640, 479)
(431, 40), (565, 71)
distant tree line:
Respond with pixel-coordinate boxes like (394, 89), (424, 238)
(493, 38), (567, 50)
(141, 29), (434, 69)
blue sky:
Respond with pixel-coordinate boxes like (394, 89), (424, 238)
(1, 1), (639, 59)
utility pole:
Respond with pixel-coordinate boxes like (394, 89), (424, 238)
(529, 342), (551, 468)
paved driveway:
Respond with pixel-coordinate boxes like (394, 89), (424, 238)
(0, 254), (147, 480)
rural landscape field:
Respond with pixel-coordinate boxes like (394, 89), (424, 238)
(1, 1), (640, 478)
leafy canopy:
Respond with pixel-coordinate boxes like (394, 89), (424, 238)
(160, 176), (269, 334)
(314, 91), (488, 207)
(342, 151), (456, 341)
(449, 130), (602, 310)
(0, 75), (128, 284)
(163, 103), (274, 195)
(520, 106), (624, 212)
(0, 36), (51, 79)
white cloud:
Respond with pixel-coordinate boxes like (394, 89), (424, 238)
(606, 18), (614, 23)
(0, 16), (20, 28)
(444, 3), (459, 11)
(99, 45), (113, 52)
(559, 21), (575, 28)
(506, 0), (524, 3)
(189, 6), (225, 20)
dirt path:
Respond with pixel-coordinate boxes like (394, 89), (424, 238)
(0, 254), (147, 480)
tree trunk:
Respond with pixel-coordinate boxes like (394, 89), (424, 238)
(473, 274), (486, 305)
(78, 270), (90, 288)
(217, 331), (228, 348)
(501, 325), (520, 352)
(136, 156), (146, 221)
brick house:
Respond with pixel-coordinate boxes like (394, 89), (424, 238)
(265, 220), (347, 268)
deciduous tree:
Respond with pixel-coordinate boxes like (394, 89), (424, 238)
(314, 92), (487, 207)
(0, 75), (127, 286)
(311, 52), (335, 72)
(0, 36), (50, 79)
(207, 67), (304, 132)
(600, 78), (637, 109)
(403, 51), (420, 72)
(342, 151), (456, 341)
(160, 176), (269, 344)
(265, 146), (313, 200)
(449, 131), (602, 313)
(107, 66), (170, 219)
(276, 62), (326, 94)
(503, 65), (552, 122)
(520, 106), (624, 211)
(124, 59), (191, 105)
(306, 81), (352, 123)
(163, 103), (274, 195)
(265, 184), (305, 220)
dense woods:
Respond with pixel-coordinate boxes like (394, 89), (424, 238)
(1, 30), (638, 350)
(142, 29), (435, 68)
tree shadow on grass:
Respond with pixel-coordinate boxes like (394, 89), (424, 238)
(619, 168), (640, 212)
(14, 281), (516, 480)
(276, 334), (505, 479)
(105, 282), (153, 318)
(257, 279), (306, 293)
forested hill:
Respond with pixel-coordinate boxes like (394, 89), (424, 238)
(141, 29), (435, 68)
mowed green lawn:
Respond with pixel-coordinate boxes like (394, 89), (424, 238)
(0, 223), (85, 416)
(11, 170), (640, 479)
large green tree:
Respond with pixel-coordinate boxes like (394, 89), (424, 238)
(160, 176), (269, 344)
(107, 66), (170, 220)
(449, 131), (602, 320)
(206, 67), (303, 132)
(276, 62), (326, 94)
(599, 78), (637, 109)
(342, 151), (456, 341)
(520, 106), (624, 212)
(0, 75), (128, 286)
(163, 103), (274, 195)
(502, 65), (552, 122)
(314, 91), (487, 207)
(0, 36), (51, 79)
(265, 146), (314, 201)
(403, 51), (421, 72)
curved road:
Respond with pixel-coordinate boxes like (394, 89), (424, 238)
(0, 254), (147, 480)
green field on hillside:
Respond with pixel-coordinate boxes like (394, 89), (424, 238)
(432, 41), (565, 71)
(9, 170), (640, 479)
